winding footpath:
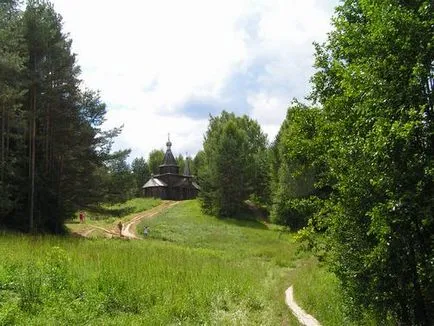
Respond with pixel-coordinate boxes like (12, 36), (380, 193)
(285, 286), (321, 326)
(73, 201), (178, 239)
(121, 201), (179, 239)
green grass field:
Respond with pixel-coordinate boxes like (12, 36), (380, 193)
(80, 197), (161, 221)
(0, 199), (352, 325)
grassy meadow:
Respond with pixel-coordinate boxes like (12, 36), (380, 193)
(0, 199), (350, 325)
(137, 200), (358, 325)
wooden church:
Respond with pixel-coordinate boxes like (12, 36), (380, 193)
(142, 138), (200, 200)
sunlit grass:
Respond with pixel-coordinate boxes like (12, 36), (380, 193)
(0, 200), (300, 325)
(288, 257), (348, 325)
(1, 199), (367, 325)
(137, 200), (298, 265)
(287, 256), (380, 326)
(100, 197), (162, 217)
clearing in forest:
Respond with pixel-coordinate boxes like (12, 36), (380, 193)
(0, 200), (346, 325)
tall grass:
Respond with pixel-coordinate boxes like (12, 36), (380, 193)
(288, 257), (380, 326)
(0, 198), (299, 325)
(1, 200), (366, 325)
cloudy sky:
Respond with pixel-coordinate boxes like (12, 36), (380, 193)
(50, 0), (339, 161)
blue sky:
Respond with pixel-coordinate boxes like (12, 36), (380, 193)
(51, 0), (340, 160)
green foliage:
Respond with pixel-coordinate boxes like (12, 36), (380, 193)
(0, 0), (26, 222)
(176, 153), (185, 174)
(191, 150), (204, 176)
(131, 157), (150, 196)
(269, 103), (330, 230)
(199, 111), (269, 217)
(104, 149), (134, 204)
(311, 0), (434, 324)
(148, 149), (164, 175)
(0, 1), (123, 232)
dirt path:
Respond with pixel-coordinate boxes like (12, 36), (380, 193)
(73, 224), (118, 238)
(73, 201), (178, 239)
(121, 201), (179, 239)
(81, 228), (96, 237)
(285, 286), (321, 326)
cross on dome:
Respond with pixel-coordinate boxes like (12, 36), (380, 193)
(166, 133), (172, 148)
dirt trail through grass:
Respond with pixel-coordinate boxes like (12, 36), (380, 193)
(122, 201), (179, 239)
(285, 286), (321, 326)
(73, 201), (178, 239)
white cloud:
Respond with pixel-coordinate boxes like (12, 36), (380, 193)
(103, 108), (208, 160)
(248, 92), (289, 124)
(245, 0), (333, 141)
(50, 0), (338, 160)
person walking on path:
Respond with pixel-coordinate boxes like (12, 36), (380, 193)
(79, 211), (85, 223)
(118, 221), (123, 237)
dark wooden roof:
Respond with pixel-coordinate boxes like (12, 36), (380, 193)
(160, 140), (178, 167)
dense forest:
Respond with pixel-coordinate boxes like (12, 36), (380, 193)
(1, 0), (433, 325)
(0, 0), (113, 232)
(0, 0), (167, 232)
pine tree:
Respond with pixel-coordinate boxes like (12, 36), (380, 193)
(105, 149), (134, 204)
(199, 111), (268, 217)
(0, 1), (123, 232)
(0, 0), (26, 226)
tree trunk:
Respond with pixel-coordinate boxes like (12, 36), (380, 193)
(1, 104), (5, 182)
(29, 84), (36, 233)
(411, 246), (430, 326)
(45, 106), (50, 173)
(5, 105), (9, 163)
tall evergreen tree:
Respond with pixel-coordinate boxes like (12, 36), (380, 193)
(191, 150), (204, 176)
(199, 111), (268, 217)
(105, 149), (134, 204)
(22, 0), (88, 231)
(0, 1), (123, 232)
(0, 0), (26, 223)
